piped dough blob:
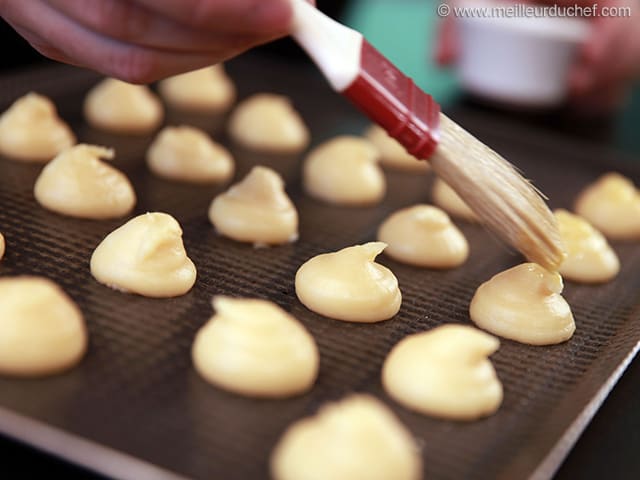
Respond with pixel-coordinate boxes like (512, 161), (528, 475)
(146, 126), (234, 183)
(0, 92), (75, 162)
(0, 232), (4, 261)
(91, 212), (196, 297)
(0, 276), (87, 377)
(228, 93), (309, 153)
(432, 177), (478, 221)
(365, 124), (429, 172)
(382, 325), (503, 421)
(295, 242), (402, 323)
(271, 394), (422, 480)
(555, 209), (619, 283)
(303, 136), (386, 206)
(470, 263), (575, 345)
(574, 172), (640, 240)
(34, 144), (136, 219)
(208, 166), (298, 245)
(84, 78), (163, 134)
(377, 205), (469, 268)
(192, 297), (319, 398)
(158, 65), (236, 112)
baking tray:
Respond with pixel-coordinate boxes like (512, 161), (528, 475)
(0, 54), (639, 480)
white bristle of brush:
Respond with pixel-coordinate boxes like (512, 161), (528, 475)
(289, 0), (565, 271)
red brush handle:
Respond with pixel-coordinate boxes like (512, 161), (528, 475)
(342, 40), (441, 160)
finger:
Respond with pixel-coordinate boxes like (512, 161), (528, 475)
(132, 0), (292, 33)
(3, 0), (249, 82)
(44, 0), (265, 53)
(434, 17), (458, 66)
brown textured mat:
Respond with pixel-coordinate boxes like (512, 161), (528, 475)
(0, 55), (639, 480)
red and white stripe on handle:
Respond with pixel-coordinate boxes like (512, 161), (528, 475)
(289, 0), (440, 160)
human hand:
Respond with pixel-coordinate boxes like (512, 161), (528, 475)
(0, 0), (309, 83)
(434, 0), (640, 111)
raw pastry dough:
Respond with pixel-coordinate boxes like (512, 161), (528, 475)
(192, 297), (319, 398)
(34, 144), (135, 219)
(295, 242), (401, 323)
(303, 136), (385, 206)
(382, 325), (502, 421)
(84, 78), (163, 134)
(365, 124), (429, 172)
(0, 92), (75, 162)
(432, 177), (478, 221)
(146, 126), (234, 183)
(0, 276), (87, 377)
(0, 232), (4, 261)
(158, 65), (236, 112)
(228, 93), (309, 152)
(554, 209), (619, 283)
(377, 205), (468, 268)
(91, 212), (196, 297)
(470, 263), (575, 345)
(574, 172), (640, 240)
(208, 166), (298, 245)
(271, 395), (422, 480)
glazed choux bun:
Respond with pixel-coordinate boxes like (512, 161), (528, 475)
(303, 136), (385, 206)
(382, 325), (503, 421)
(228, 93), (309, 153)
(146, 126), (234, 183)
(470, 263), (575, 345)
(91, 212), (196, 297)
(575, 172), (640, 240)
(377, 205), (469, 268)
(84, 78), (163, 134)
(0, 92), (75, 162)
(0, 276), (87, 377)
(271, 395), (422, 480)
(208, 166), (298, 246)
(34, 144), (136, 219)
(365, 124), (429, 172)
(554, 209), (619, 284)
(295, 242), (402, 323)
(432, 178), (478, 221)
(158, 64), (236, 112)
(192, 297), (319, 398)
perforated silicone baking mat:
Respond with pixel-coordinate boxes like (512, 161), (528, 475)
(0, 55), (639, 480)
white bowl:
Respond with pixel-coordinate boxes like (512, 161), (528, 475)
(455, 1), (590, 108)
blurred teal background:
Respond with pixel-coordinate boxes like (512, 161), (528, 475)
(342, 0), (640, 155)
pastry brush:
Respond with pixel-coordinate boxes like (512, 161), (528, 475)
(288, 0), (565, 271)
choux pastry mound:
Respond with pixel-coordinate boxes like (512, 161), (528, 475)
(90, 212), (196, 298)
(295, 242), (402, 323)
(470, 263), (575, 345)
(574, 172), (640, 240)
(0, 232), (4, 261)
(0, 92), (75, 162)
(208, 166), (298, 246)
(554, 209), (619, 284)
(270, 394), (422, 480)
(303, 136), (386, 206)
(146, 126), (234, 183)
(192, 297), (319, 398)
(365, 124), (429, 172)
(34, 144), (136, 219)
(84, 78), (163, 134)
(377, 205), (469, 268)
(0, 276), (87, 377)
(432, 177), (478, 221)
(157, 65), (236, 112)
(228, 93), (309, 153)
(382, 325), (503, 421)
